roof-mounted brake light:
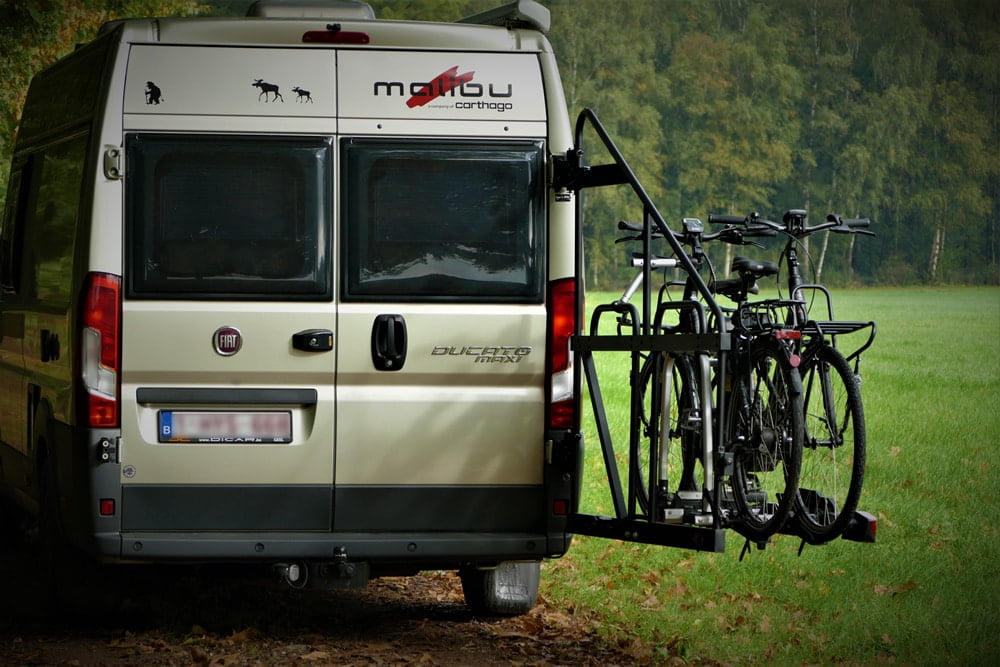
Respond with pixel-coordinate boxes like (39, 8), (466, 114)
(303, 23), (370, 44)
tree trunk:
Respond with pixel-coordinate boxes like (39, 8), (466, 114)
(847, 235), (856, 284)
(815, 231), (830, 283)
(929, 225), (945, 283)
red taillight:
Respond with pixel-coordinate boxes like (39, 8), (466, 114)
(547, 278), (577, 430)
(81, 273), (121, 428)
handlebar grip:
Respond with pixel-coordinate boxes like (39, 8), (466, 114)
(617, 220), (643, 232)
(827, 213), (871, 228)
(742, 226), (778, 237)
(708, 214), (746, 225)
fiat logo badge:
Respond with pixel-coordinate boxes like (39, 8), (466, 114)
(213, 326), (242, 356)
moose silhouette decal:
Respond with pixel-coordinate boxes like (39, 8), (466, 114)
(291, 86), (314, 103)
(252, 79), (284, 102)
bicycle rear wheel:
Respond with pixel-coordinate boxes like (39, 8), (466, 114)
(635, 352), (701, 518)
(793, 343), (866, 543)
(726, 337), (802, 542)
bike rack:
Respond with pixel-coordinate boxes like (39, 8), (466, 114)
(557, 109), (878, 553)
(557, 109), (728, 553)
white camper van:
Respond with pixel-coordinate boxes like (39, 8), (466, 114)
(0, 0), (582, 615)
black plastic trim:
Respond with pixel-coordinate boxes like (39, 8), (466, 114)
(122, 485), (331, 531)
(334, 485), (544, 532)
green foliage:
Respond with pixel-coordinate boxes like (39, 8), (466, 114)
(1, 0), (997, 287)
(544, 0), (998, 289)
(0, 0), (205, 198)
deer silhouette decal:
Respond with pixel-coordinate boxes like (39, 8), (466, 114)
(291, 86), (314, 103)
(252, 79), (284, 102)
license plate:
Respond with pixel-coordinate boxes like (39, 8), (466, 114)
(158, 411), (292, 443)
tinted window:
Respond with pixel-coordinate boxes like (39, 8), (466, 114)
(126, 134), (332, 299)
(0, 164), (25, 295)
(14, 135), (88, 304)
(342, 139), (545, 302)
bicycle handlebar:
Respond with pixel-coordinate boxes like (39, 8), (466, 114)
(707, 210), (875, 238)
(617, 219), (775, 246)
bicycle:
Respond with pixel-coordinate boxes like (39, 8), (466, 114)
(708, 210), (876, 544)
(614, 218), (804, 544)
(596, 237), (697, 523)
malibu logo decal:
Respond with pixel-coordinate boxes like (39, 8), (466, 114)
(374, 66), (514, 112)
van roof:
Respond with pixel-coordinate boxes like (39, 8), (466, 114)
(98, 0), (552, 51)
(245, 0), (550, 32)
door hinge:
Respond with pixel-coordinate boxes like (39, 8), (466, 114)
(103, 145), (122, 180)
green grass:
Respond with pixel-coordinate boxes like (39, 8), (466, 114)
(541, 287), (1000, 665)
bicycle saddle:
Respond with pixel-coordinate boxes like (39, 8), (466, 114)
(731, 256), (779, 278)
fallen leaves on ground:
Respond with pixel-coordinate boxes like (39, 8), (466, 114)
(0, 569), (668, 665)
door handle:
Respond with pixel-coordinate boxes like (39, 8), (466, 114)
(41, 329), (60, 362)
(371, 314), (407, 371)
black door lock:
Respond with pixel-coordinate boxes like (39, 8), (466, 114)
(292, 329), (333, 352)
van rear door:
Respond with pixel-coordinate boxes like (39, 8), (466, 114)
(119, 132), (337, 534)
(332, 50), (552, 536)
(334, 138), (548, 533)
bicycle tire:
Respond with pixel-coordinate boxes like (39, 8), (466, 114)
(635, 352), (701, 517)
(726, 336), (803, 542)
(793, 343), (866, 543)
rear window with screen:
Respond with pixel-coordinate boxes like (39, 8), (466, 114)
(342, 139), (545, 302)
(126, 134), (332, 299)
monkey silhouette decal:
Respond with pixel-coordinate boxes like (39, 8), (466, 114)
(145, 81), (163, 104)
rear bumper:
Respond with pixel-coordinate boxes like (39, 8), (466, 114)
(109, 530), (555, 566)
(70, 426), (584, 567)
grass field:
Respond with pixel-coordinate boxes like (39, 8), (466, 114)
(540, 287), (1000, 665)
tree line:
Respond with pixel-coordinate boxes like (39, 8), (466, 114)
(2, 0), (997, 288)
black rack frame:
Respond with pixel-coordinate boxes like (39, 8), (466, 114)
(557, 109), (729, 553)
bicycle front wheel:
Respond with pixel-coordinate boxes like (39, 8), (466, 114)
(726, 337), (803, 542)
(794, 343), (866, 543)
(635, 352), (701, 517)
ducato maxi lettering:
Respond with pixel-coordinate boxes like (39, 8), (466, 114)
(432, 346), (532, 363)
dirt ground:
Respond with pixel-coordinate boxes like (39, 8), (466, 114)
(0, 531), (656, 666)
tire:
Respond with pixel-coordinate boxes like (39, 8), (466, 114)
(459, 561), (540, 616)
(726, 337), (803, 542)
(793, 344), (866, 543)
(635, 353), (701, 516)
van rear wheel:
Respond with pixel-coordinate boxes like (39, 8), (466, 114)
(459, 562), (540, 616)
